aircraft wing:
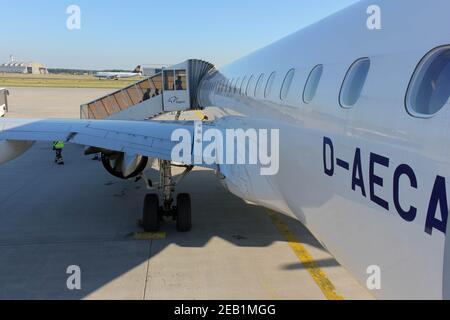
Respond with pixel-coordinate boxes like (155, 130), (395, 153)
(0, 118), (194, 162)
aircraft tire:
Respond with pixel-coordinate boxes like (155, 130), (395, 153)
(143, 194), (160, 232)
(176, 193), (192, 232)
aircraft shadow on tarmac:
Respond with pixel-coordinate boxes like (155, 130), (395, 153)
(0, 143), (339, 299)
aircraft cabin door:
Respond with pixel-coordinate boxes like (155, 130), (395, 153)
(162, 68), (190, 112)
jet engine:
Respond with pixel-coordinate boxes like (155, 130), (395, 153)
(101, 152), (149, 179)
(0, 140), (35, 165)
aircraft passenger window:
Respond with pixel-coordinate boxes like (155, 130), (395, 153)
(254, 74), (266, 97)
(163, 70), (175, 91)
(265, 72), (276, 98)
(246, 75), (255, 96)
(280, 69), (295, 100)
(339, 58), (370, 108)
(303, 65), (323, 103)
(407, 46), (450, 117)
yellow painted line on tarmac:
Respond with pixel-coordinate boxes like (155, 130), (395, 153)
(134, 232), (166, 240)
(194, 110), (207, 121)
(267, 210), (344, 300)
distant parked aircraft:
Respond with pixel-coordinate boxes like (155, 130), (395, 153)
(95, 65), (142, 80)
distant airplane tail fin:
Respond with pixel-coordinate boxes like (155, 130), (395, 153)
(133, 65), (142, 74)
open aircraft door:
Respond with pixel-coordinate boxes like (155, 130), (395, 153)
(162, 62), (190, 112)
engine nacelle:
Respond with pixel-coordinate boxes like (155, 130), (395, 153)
(0, 140), (35, 165)
(101, 152), (148, 179)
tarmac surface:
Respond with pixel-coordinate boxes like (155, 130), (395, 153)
(0, 87), (374, 299)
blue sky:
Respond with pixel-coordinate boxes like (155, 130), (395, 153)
(3, 0), (359, 70)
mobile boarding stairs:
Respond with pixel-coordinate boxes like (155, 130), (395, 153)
(80, 60), (214, 121)
(80, 59), (214, 233)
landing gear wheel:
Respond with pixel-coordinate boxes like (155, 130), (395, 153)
(143, 194), (160, 232)
(176, 193), (192, 232)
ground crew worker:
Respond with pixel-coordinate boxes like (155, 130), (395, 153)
(52, 140), (65, 165)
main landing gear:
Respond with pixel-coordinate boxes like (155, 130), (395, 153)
(142, 160), (193, 232)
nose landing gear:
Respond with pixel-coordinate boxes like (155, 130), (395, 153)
(142, 160), (193, 232)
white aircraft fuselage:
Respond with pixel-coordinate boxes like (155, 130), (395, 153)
(96, 72), (141, 80)
(95, 66), (142, 80)
(197, 0), (450, 299)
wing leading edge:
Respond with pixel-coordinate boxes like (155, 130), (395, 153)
(0, 118), (195, 162)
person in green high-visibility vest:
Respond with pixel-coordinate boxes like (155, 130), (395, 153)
(52, 141), (65, 165)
